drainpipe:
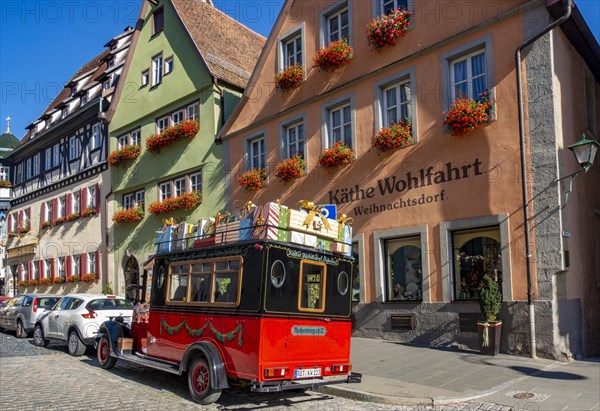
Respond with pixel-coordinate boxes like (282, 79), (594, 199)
(212, 75), (226, 128)
(99, 95), (112, 293)
(515, 0), (572, 359)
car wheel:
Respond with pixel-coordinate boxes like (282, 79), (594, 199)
(97, 335), (117, 369)
(67, 330), (87, 357)
(187, 356), (222, 404)
(33, 325), (50, 347)
(15, 320), (26, 338)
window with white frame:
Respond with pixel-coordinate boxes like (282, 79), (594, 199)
(384, 235), (423, 301)
(130, 129), (141, 146)
(92, 123), (101, 149)
(16, 164), (23, 183)
(103, 80), (110, 90)
(43, 260), (51, 279)
(141, 70), (150, 86)
(0, 166), (7, 180)
(174, 177), (186, 197)
(88, 186), (96, 208)
(282, 32), (302, 69)
(165, 57), (174, 74)
(248, 135), (266, 170)
(69, 136), (78, 160)
(72, 192), (80, 214)
(152, 54), (163, 86)
(45, 148), (52, 170)
(23, 209), (30, 228)
(87, 252), (96, 274)
(450, 49), (487, 101)
(33, 154), (40, 176)
(31, 261), (38, 280)
(123, 193), (134, 210)
(45, 201), (52, 222)
(328, 103), (353, 147)
(58, 196), (65, 218)
(284, 121), (305, 158)
(381, 0), (408, 14)
(156, 116), (169, 134)
(172, 109), (184, 125)
(135, 190), (145, 208)
(118, 135), (128, 149)
(187, 102), (200, 121)
(190, 172), (201, 192)
(22, 263), (28, 281)
(159, 182), (171, 201)
(53, 144), (60, 167)
(72, 255), (80, 276)
(26, 158), (32, 179)
(62, 110), (68, 119)
(81, 94), (88, 105)
(382, 79), (411, 127)
(58, 257), (65, 277)
(326, 5), (349, 44)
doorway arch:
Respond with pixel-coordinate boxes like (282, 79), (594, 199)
(123, 256), (140, 302)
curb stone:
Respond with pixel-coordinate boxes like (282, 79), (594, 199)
(314, 385), (434, 406)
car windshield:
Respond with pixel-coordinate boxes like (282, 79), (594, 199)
(38, 297), (60, 308)
(86, 299), (133, 311)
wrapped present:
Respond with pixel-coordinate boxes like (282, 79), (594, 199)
(316, 238), (332, 252)
(238, 218), (253, 241)
(157, 226), (175, 253)
(185, 224), (198, 249)
(304, 234), (317, 247)
(331, 241), (351, 255)
(197, 218), (215, 237)
(193, 237), (216, 248)
(233, 200), (257, 220)
(252, 202), (289, 241)
(290, 231), (317, 247)
(173, 223), (189, 251)
(216, 216), (240, 244)
(289, 208), (339, 240)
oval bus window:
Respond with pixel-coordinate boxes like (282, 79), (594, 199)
(270, 260), (286, 288)
(157, 265), (166, 289)
(337, 271), (349, 296)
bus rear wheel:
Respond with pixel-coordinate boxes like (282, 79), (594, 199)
(188, 357), (222, 405)
(97, 336), (117, 369)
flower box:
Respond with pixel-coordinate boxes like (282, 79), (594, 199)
(113, 207), (145, 224)
(41, 221), (52, 230)
(40, 278), (52, 286)
(148, 191), (203, 215)
(28, 279), (38, 286)
(52, 276), (66, 284)
(367, 8), (411, 50)
(0, 179), (12, 188)
(239, 168), (267, 191)
(274, 154), (305, 183)
(274, 64), (304, 91)
(313, 39), (353, 71)
(68, 275), (81, 283)
(82, 208), (97, 218)
(443, 92), (492, 137)
(81, 273), (96, 283)
(18, 280), (28, 287)
(146, 120), (200, 154)
(55, 217), (65, 225)
(108, 144), (141, 167)
(66, 213), (80, 222)
(316, 142), (354, 168)
(372, 121), (413, 153)
(17, 225), (30, 234)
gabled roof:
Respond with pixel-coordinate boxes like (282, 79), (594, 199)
(171, 0), (266, 89)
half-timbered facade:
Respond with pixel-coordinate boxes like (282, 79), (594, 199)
(5, 27), (133, 295)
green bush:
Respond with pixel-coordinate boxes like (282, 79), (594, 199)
(102, 282), (114, 295)
(478, 275), (502, 322)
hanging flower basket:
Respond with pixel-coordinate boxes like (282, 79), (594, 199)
(19, 280), (28, 287)
(274, 154), (306, 183)
(112, 207), (145, 224)
(68, 275), (81, 283)
(146, 120), (200, 154)
(313, 39), (353, 71)
(274, 64), (304, 91)
(81, 273), (96, 283)
(82, 208), (97, 218)
(148, 191), (203, 215)
(40, 278), (52, 286)
(238, 168), (267, 191)
(52, 276), (66, 284)
(0, 179), (12, 188)
(372, 121), (413, 153)
(66, 213), (80, 222)
(316, 142), (354, 168)
(443, 92), (492, 137)
(41, 221), (52, 230)
(367, 8), (411, 50)
(28, 279), (38, 286)
(108, 144), (141, 167)
(55, 217), (65, 225)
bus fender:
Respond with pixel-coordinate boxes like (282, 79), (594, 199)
(97, 321), (127, 355)
(180, 341), (229, 390)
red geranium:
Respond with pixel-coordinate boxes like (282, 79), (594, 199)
(443, 92), (492, 137)
(112, 207), (144, 224)
(108, 144), (141, 167)
(82, 208), (97, 218)
(274, 64), (304, 91)
(316, 142), (354, 168)
(313, 39), (353, 71)
(66, 213), (80, 222)
(0, 179), (12, 188)
(146, 120), (200, 154)
(81, 273), (96, 283)
(39, 278), (52, 286)
(28, 279), (38, 286)
(52, 276), (66, 284)
(148, 191), (203, 215)
(274, 154), (306, 183)
(41, 221), (52, 230)
(239, 168), (267, 191)
(367, 8), (411, 50)
(372, 121), (413, 152)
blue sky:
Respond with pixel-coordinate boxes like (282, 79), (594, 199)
(1, 0), (599, 138)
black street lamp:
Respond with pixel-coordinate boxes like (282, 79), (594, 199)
(568, 134), (599, 172)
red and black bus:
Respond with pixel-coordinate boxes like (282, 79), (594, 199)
(96, 236), (360, 404)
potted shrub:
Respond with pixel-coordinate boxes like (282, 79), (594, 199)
(477, 275), (502, 356)
(313, 39), (353, 71)
(274, 64), (304, 92)
(274, 154), (305, 183)
(113, 207), (145, 224)
(146, 120), (200, 154)
(316, 142), (354, 169)
(366, 8), (411, 50)
(238, 168), (267, 191)
(444, 91), (492, 137)
(108, 144), (141, 167)
(372, 121), (413, 153)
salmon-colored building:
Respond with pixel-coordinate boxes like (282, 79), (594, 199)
(218, 0), (600, 360)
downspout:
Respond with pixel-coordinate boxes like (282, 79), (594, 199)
(99, 95), (113, 293)
(515, 0), (572, 359)
(212, 75), (226, 128)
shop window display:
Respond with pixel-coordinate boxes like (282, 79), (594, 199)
(385, 236), (422, 301)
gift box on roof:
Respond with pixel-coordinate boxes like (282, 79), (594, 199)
(316, 238), (332, 251)
(233, 200), (257, 221)
(174, 223), (189, 251)
(289, 231), (317, 247)
(215, 215), (240, 244)
(185, 223), (199, 249)
(157, 225), (175, 253)
(238, 218), (253, 241)
(193, 237), (216, 248)
(289, 208), (339, 240)
(252, 202), (289, 241)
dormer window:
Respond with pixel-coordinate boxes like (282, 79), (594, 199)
(153, 7), (164, 34)
(108, 59), (115, 68)
(62, 110), (68, 119)
(81, 94), (88, 105)
(71, 86), (76, 96)
(103, 80), (110, 90)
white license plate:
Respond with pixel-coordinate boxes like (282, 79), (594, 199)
(294, 368), (321, 379)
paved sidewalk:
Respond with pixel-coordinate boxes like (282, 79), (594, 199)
(318, 337), (600, 410)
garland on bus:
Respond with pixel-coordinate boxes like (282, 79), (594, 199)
(159, 319), (244, 347)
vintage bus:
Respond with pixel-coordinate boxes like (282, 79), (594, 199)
(96, 223), (360, 404)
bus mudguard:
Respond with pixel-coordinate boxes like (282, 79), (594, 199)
(181, 341), (229, 390)
(98, 320), (127, 355)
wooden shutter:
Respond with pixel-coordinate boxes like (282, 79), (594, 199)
(96, 249), (101, 279)
(95, 183), (101, 213)
(52, 198), (58, 224)
(40, 202), (47, 224)
(66, 256), (72, 278)
(28, 261), (33, 280)
(7, 214), (12, 233)
(18, 210), (23, 227)
(66, 193), (72, 215)
(80, 188), (87, 212)
(81, 253), (87, 275)
(38, 260), (43, 279)
(50, 258), (56, 279)
(27, 207), (31, 229)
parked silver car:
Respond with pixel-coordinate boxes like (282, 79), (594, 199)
(0, 294), (61, 338)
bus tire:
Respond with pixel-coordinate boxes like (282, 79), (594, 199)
(188, 356), (222, 405)
(97, 335), (117, 369)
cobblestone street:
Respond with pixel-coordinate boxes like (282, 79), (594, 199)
(0, 331), (513, 411)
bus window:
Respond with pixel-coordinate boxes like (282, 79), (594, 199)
(298, 260), (326, 313)
(170, 273), (189, 302)
(191, 274), (210, 302)
(215, 273), (238, 303)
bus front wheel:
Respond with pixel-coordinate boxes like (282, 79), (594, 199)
(188, 356), (222, 405)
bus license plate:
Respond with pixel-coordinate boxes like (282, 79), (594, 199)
(294, 368), (321, 379)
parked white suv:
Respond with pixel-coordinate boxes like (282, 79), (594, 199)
(33, 294), (133, 356)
